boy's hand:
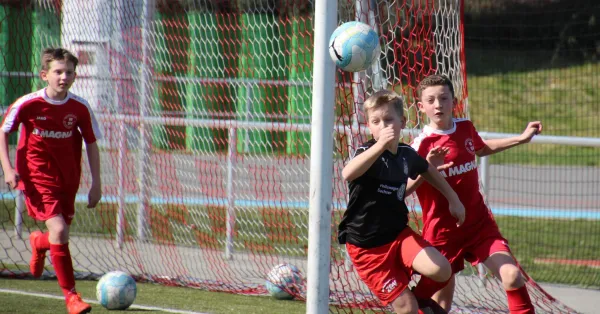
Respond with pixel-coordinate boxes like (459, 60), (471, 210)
(519, 121), (542, 143)
(87, 182), (102, 208)
(426, 146), (454, 171)
(4, 168), (19, 189)
(375, 125), (396, 151)
(448, 199), (466, 226)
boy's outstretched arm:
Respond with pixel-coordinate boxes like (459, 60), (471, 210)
(405, 146), (453, 196)
(477, 121), (542, 157)
(0, 130), (18, 189)
(86, 142), (102, 208)
(420, 165), (466, 225)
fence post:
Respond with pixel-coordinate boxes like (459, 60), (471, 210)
(480, 155), (490, 201)
(137, 0), (155, 241)
(225, 127), (237, 260)
(14, 190), (24, 239)
(478, 154), (490, 286)
(116, 121), (127, 248)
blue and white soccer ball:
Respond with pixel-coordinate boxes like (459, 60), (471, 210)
(96, 271), (137, 310)
(329, 21), (381, 72)
(265, 263), (303, 300)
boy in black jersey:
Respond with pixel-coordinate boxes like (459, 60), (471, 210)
(338, 90), (465, 314)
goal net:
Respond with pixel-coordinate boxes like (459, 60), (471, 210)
(0, 0), (579, 313)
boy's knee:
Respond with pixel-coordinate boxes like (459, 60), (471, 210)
(46, 217), (69, 244)
(499, 265), (524, 288)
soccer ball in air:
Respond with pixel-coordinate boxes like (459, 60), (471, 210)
(265, 263), (303, 300)
(329, 21), (381, 72)
(96, 271), (137, 310)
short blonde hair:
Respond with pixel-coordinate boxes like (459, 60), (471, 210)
(363, 90), (404, 119)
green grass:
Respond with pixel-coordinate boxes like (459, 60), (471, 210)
(0, 278), (307, 314)
(467, 62), (600, 166)
(496, 216), (600, 288)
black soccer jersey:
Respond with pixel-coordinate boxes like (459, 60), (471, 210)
(338, 140), (429, 248)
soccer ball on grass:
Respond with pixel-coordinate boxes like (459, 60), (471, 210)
(265, 263), (303, 300)
(96, 271), (137, 310)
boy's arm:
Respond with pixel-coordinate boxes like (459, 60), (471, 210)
(343, 125), (398, 181)
(420, 165), (466, 225)
(341, 143), (385, 182)
(406, 147), (453, 196)
(0, 130), (18, 188)
(476, 121), (542, 157)
(86, 142), (102, 208)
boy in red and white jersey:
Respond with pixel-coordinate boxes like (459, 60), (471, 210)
(407, 75), (542, 314)
(0, 48), (102, 314)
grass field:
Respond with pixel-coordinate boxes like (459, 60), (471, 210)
(0, 278), (307, 314)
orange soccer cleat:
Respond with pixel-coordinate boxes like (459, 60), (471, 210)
(66, 293), (92, 314)
(29, 231), (46, 278)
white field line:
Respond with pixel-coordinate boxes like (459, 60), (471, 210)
(0, 288), (211, 314)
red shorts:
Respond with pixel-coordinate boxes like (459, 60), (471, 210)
(346, 228), (431, 306)
(433, 225), (511, 273)
(22, 184), (76, 225)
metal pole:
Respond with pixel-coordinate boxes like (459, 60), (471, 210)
(480, 155), (490, 202)
(225, 128), (237, 260)
(116, 122), (127, 248)
(14, 190), (24, 239)
(307, 0), (337, 312)
(137, 0), (155, 241)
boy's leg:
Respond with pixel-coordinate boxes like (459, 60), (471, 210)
(469, 227), (534, 314)
(431, 275), (455, 311)
(23, 187), (51, 278)
(411, 241), (461, 312)
(398, 229), (450, 314)
(47, 214), (91, 314)
(483, 251), (533, 314)
(46, 215), (75, 297)
(346, 230), (419, 313)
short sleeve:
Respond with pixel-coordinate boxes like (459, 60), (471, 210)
(468, 121), (485, 151)
(1, 102), (24, 133)
(406, 147), (429, 179)
(78, 104), (102, 143)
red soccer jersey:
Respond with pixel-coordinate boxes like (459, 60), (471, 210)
(1, 89), (102, 193)
(411, 118), (493, 245)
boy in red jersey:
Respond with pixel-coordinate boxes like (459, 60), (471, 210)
(0, 48), (102, 314)
(339, 90), (466, 314)
(407, 75), (542, 313)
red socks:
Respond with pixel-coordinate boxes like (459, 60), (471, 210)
(506, 285), (535, 314)
(50, 243), (76, 297)
(35, 232), (50, 251)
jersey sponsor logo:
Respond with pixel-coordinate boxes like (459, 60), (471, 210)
(402, 158), (408, 175)
(36, 116), (47, 120)
(377, 184), (398, 195)
(381, 278), (398, 293)
(465, 138), (476, 154)
(439, 160), (478, 178)
(32, 128), (73, 139)
(63, 114), (77, 129)
(396, 183), (406, 201)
